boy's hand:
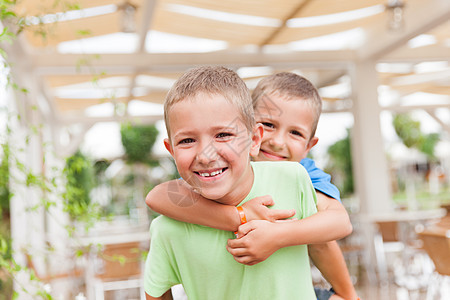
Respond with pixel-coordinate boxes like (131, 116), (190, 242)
(242, 195), (295, 222)
(227, 220), (285, 265)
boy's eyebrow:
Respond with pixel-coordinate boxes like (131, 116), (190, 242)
(172, 130), (195, 140)
(172, 125), (243, 139)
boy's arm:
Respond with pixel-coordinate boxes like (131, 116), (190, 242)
(146, 180), (295, 231)
(146, 290), (173, 300)
(227, 208), (352, 265)
(227, 191), (352, 265)
(309, 193), (358, 300)
(309, 242), (357, 300)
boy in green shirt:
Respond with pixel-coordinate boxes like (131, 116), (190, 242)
(147, 72), (357, 299)
(144, 66), (351, 299)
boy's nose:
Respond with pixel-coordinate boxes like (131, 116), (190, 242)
(268, 133), (285, 150)
(196, 142), (219, 165)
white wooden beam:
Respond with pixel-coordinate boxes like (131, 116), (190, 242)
(387, 69), (450, 87)
(382, 44), (450, 63)
(137, 0), (158, 53)
(59, 113), (163, 126)
(424, 108), (450, 134)
(31, 50), (354, 74)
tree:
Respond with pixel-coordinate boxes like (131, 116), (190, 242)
(393, 113), (440, 160)
(326, 128), (354, 197)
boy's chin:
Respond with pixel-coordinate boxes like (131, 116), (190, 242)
(250, 154), (263, 161)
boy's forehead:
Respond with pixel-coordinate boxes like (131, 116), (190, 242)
(168, 94), (247, 128)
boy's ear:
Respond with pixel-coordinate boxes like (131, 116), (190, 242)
(164, 138), (174, 156)
(249, 123), (263, 157)
(306, 136), (319, 153)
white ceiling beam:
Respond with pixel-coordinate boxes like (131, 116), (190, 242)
(31, 50), (355, 74)
(137, 0), (157, 53)
(383, 103), (450, 112)
(381, 44), (450, 63)
(357, 0), (450, 61)
(59, 114), (163, 126)
(424, 108), (450, 133)
(387, 69), (450, 86)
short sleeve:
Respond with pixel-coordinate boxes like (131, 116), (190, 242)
(300, 158), (341, 202)
(144, 218), (180, 297)
(296, 164), (318, 219)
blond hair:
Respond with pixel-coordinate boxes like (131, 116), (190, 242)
(164, 66), (254, 138)
(252, 72), (322, 139)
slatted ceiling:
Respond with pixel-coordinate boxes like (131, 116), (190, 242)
(378, 72), (415, 85)
(55, 91), (168, 111)
(55, 97), (128, 111)
(46, 73), (178, 88)
(388, 83), (450, 96)
(24, 8), (145, 47)
(268, 13), (383, 44)
(45, 74), (128, 87)
(24, 12), (119, 47)
(139, 72), (184, 80)
(390, 83), (431, 94)
(163, 0), (301, 18)
(152, 10), (275, 45)
(322, 97), (343, 102)
(428, 20), (450, 42)
(14, 0), (141, 16)
(296, 0), (385, 17)
(135, 92), (169, 104)
(423, 86), (450, 96)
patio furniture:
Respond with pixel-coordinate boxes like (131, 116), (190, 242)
(418, 206), (450, 300)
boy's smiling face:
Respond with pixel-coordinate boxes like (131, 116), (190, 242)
(253, 93), (318, 163)
(164, 92), (262, 206)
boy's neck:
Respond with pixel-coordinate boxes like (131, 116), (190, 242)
(215, 163), (255, 207)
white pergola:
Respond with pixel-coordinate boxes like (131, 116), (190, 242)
(1, 0), (449, 294)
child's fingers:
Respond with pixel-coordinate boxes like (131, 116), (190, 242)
(234, 221), (254, 238)
(226, 243), (247, 256)
(275, 218), (298, 223)
(270, 209), (296, 221)
(257, 195), (274, 207)
(232, 255), (259, 266)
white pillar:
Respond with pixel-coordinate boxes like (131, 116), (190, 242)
(350, 60), (393, 214)
(9, 88), (47, 298)
(350, 60), (394, 284)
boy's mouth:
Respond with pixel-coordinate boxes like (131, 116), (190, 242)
(195, 167), (228, 178)
(260, 149), (287, 161)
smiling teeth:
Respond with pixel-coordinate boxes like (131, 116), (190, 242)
(199, 169), (223, 177)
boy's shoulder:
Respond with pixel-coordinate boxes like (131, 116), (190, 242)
(251, 160), (308, 176)
(150, 215), (181, 234)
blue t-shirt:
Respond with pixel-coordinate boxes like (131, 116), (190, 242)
(301, 158), (341, 202)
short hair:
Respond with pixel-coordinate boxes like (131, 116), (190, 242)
(164, 66), (254, 138)
(252, 72), (322, 139)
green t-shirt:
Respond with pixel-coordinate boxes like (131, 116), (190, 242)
(144, 161), (318, 299)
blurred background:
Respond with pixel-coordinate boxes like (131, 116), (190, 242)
(0, 0), (449, 299)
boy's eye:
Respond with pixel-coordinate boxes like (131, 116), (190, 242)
(291, 130), (302, 137)
(216, 132), (233, 139)
(261, 122), (274, 129)
(179, 138), (195, 144)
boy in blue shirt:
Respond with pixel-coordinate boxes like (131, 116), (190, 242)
(145, 67), (353, 299)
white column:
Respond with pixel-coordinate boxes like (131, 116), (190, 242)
(9, 89), (47, 298)
(349, 60), (394, 284)
(350, 60), (393, 214)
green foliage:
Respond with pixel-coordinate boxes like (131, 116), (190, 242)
(62, 150), (94, 220)
(120, 123), (159, 164)
(393, 113), (423, 148)
(419, 132), (440, 159)
(326, 128), (354, 197)
(393, 113), (440, 160)
(0, 142), (10, 218)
